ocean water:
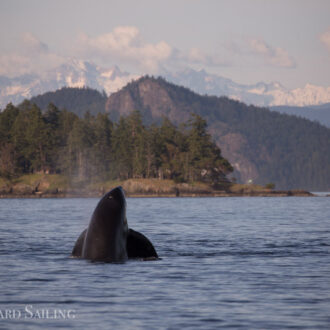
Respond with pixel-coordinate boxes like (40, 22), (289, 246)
(0, 196), (329, 329)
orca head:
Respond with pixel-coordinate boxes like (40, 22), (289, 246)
(95, 186), (127, 221)
(87, 186), (128, 261)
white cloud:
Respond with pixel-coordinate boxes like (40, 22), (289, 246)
(0, 27), (232, 78)
(76, 26), (172, 72)
(0, 54), (30, 77)
(248, 38), (295, 68)
(75, 26), (231, 73)
(22, 32), (49, 54)
(320, 28), (330, 53)
(185, 48), (230, 67)
(0, 33), (66, 77)
(1, 28), (231, 77)
(2, 28), (295, 80)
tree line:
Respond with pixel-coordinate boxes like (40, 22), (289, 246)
(0, 101), (233, 184)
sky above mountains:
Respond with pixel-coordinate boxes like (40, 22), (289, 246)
(0, 0), (329, 90)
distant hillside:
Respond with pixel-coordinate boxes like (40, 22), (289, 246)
(270, 103), (330, 128)
(30, 87), (107, 117)
(106, 76), (330, 190)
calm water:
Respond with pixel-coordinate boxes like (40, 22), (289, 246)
(0, 196), (329, 329)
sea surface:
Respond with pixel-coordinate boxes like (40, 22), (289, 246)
(0, 196), (329, 329)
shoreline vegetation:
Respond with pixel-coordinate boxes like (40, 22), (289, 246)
(0, 174), (315, 198)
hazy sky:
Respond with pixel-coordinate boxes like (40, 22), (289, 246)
(1, 0), (329, 88)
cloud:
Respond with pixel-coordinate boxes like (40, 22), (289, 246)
(22, 32), (49, 54)
(76, 26), (172, 72)
(0, 33), (66, 77)
(75, 26), (231, 73)
(248, 38), (296, 68)
(320, 28), (330, 53)
(184, 48), (231, 67)
(0, 54), (30, 77)
(1, 28), (230, 77)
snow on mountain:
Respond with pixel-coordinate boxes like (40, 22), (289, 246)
(267, 83), (330, 106)
(0, 60), (329, 109)
(0, 59), (139, 109)
(164, 69), (330, 107)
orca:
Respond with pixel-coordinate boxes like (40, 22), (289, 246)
(71, 186), (158, 262)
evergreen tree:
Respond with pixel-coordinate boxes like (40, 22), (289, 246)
(127, 110), (147, 178)
(91, 113), (113, 180)
(66, 115), (95, 180)
(111, 116), (133, 179)
(187, 114), (232, 183)
(0, 103), (20, 177)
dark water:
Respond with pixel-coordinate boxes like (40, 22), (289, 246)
(0, 196), (329, 329)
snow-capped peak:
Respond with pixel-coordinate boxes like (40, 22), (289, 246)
(0, 59), (139, 108)
(165, 69), (330, 107)
(0, 61), (329, 109)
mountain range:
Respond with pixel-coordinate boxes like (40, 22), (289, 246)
(165, 69), (330, 107)
(1, 59), (329, 110)
(0, 59), (138, 109)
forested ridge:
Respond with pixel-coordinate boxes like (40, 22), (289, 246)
(30, 87), (107, 117)
(0, 101), (232, 185)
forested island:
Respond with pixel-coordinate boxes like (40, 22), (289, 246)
(0, 101), (314, 197)
(0, 101), (238, 196)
